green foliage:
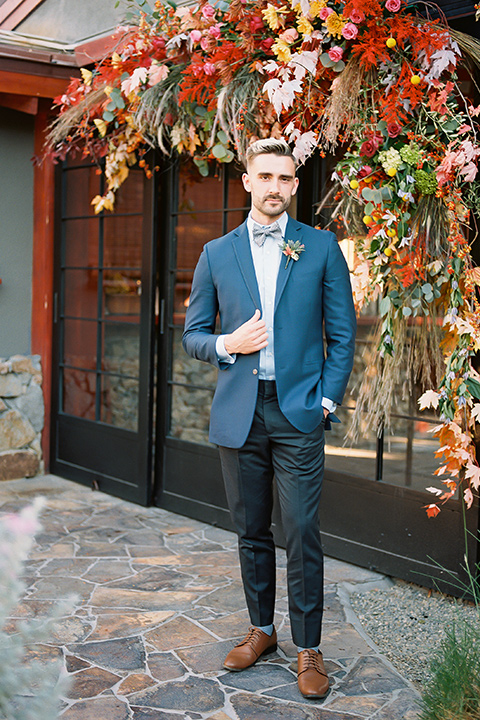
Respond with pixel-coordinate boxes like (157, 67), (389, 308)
(419, 620), (480, 720)
(0, 500), (72, 720)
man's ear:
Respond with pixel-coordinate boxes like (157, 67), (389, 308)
(242, 172), (251, 193)
(291, 177), (299, 196)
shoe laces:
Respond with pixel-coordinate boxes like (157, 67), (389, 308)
(239, 627), (265, 648)
(300, 650), (327, 676)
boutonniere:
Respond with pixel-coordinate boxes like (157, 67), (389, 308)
(280, 239), (305, 268)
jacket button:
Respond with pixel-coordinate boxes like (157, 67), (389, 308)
(253, 369), (258, 375)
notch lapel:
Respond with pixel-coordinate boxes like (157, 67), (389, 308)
(231, 222), (261, 310)
(275, 217), (302, 313)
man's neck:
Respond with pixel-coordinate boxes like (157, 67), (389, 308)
(249, 210), (286, 226)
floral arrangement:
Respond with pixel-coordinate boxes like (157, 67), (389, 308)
(46, 0), (480, 515)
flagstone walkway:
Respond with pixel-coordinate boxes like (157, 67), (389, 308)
(1, 475), (421, 720)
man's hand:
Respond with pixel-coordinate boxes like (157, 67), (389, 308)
(224, 309), (269, 355)
(323, 407), (329, 419)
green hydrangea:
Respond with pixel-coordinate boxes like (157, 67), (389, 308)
(414, 169), (438, 195)
(400, 143), (422, 166)
(378, 148), (402, 173)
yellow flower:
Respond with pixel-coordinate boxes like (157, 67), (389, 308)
(111, 52), (122, 68)
(297, 15), (314, 36)
(272, 38), (292, 62)
(309, 0), (326, 18)
(324, 12), (346, 38)
(262, 4), (288, 30)
(80, 68), (93, 86)
(93, 118), (108, 137)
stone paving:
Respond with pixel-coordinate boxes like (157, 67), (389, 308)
(0, 474), (421, 720)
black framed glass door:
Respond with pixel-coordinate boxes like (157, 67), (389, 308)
(51, 157), (156, 504)
(154, 160), (249, 526)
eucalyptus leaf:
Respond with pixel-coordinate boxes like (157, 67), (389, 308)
(217, 130), (229, 144)
(379, 296), (391, 315)
(212, 143), (228, 159)
(333, 59), (346, 72)
(320, 52), (335, 68)
(402, 306), (412, 316)
(103, 110), (115, 122)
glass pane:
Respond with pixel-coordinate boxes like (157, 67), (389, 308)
(64, 166), (101, 218)
(172, 327), (217, 387)
(103, 270), (142, 321)
(226, 210), (248, 232)
(170, 384), (214, 445)
(227, 167), (249, 208)
(63, 319), (97, 370)
(103, 216), (143, 268)
(325, 405), (377, 481)
(63, 219), (99, 267)
(383, 417), (439, 490)
(102, 322), (140, 377)
(112, 168), (144, 214)
(178, 164), (223, 212)
(62, 368), (96, 420)
(64, 269), (98, 318)
(174, 270), (192, 325)
(100, 374), (138, 431)
(175, 212), (223, 269)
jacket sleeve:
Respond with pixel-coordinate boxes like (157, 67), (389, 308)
(182, 247), (224, 369)
(321, 235), (357, 404)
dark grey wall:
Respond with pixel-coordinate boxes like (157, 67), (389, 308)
(0, 108), (34, 357)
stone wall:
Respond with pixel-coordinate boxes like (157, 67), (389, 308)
(0, 355), (43, 481)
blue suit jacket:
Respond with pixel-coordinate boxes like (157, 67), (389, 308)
(182, 216), (357, 448)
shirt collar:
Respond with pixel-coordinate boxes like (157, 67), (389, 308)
(247, 211), (288, 240)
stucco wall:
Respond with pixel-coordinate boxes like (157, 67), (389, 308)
(0, 108), (34, 357)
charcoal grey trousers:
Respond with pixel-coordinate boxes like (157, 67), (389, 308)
(218, 379), (325, 648)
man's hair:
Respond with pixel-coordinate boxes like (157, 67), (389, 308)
(244, 138), (296, 168)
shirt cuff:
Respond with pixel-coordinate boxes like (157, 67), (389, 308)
(216, 335), (236, 364)
(322, 397), (337, 414)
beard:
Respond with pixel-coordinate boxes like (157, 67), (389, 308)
(254, 193), (291, 218)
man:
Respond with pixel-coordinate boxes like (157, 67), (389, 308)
(182, 138), (356, 698)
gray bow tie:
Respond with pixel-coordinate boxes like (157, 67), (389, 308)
(252, 221), (283, 247)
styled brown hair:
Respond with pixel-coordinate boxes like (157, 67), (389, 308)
(244, 138), (296, 168)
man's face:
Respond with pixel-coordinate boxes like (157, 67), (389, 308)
(242, 153), (299, 224)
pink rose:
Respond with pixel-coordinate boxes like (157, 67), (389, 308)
(360, 133), (383, 157)
(190, 30), (202, 42)
(342, 22), (358, 40)
(385, 0), (402, 11)
(250, 15), (264, 32)
(319, 7), (334, 20)
(201, 3), (216, 19)
(208, 23), (222, 38)
(260, 37), (275, 52)
(348, 8), (364, 22)
(328, 46), (343, 62)
(387, 122), (403, 138)
(357, 165), (373, 178)
(204, 62), (216, 76)
(200, 36), (211, 51)
(280, 28), (299, 43)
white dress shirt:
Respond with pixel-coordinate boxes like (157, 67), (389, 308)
(215, 212), (336, 414)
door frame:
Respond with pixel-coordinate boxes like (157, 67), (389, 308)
(50, 158), (158, 505)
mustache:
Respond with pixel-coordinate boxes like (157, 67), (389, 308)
(264, 195), (283, 201)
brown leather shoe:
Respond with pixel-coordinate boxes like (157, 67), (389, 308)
(223, 627), (277, 671)
(297, 649), (329, 698)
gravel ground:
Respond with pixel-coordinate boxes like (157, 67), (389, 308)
(350, 581), (479, 690)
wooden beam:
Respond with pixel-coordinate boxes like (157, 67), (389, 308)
(31, 98), (55, 470)
(0, 68), (70, 98)
(0, 91), (38, 114)
(0, 0), (46, 31)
